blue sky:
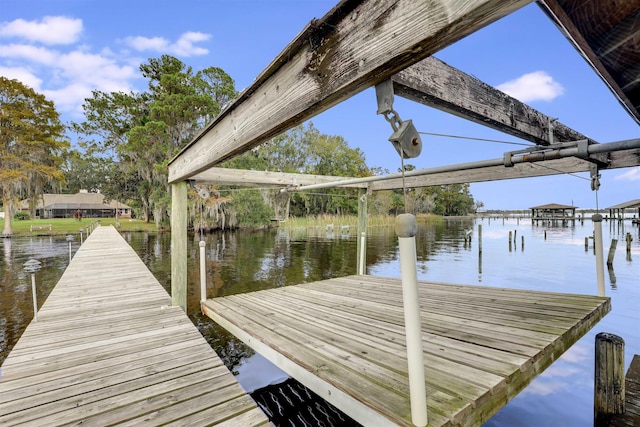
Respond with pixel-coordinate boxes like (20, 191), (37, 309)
(1, 0), (638, 210)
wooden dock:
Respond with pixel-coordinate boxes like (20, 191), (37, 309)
(203, 275), (610, 427)
(610, 354), (640, 427)
(0, 226), (270, 426)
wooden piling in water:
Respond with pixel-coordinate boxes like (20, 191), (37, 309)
(478, 224), (482, 254)
(627, 233), (633, 254)
(594, 333), (625, 427)
(607, 239), (618, 266)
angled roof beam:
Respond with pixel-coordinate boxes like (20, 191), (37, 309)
(168, 0), (534, 183)
(393, 56), (595, 145)
(537, 0), (640, 124)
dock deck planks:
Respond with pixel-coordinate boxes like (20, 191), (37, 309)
(0, 226), (270, 426)
(203, 275), (610, 427)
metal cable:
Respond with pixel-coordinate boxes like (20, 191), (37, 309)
(418, 131), (532, 146)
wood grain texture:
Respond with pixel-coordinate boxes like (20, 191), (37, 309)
(394, 56), (592, 146)
(191, 167), (369, 188)
(609, 354), (640, 427)
(0, 226), (271, 427)
(203, 275), (610, 427)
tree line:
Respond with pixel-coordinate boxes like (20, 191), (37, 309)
(0, 55), (480, 235)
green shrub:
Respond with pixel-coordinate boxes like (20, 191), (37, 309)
(14, 211), (30, 220)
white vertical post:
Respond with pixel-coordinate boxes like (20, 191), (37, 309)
(358, 232), (366, 275)
(31, 273), (38, 322)
(593, 214), (605, 297)
(356, 189), (368, 275)
(199, 240), (207, 303)
(395, 213), (427, 427)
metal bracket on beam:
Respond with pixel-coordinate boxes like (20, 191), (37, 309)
(590, 163), (601, 191)
(548, 117), (558, 145)
(577, 139), (611, 167)
(503, 152), (514, 167)
(375, 79), (394, 115)
(375, 79), (422, 159)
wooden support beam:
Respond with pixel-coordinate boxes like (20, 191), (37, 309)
(393, 56), (593, 145)
(190, 167), (368, 188)
(168, 0), (533, 183)
(171, 181), (188, 313)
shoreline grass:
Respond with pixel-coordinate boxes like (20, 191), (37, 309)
(2, 214), (446, 237)
(2, 217), (161, 237)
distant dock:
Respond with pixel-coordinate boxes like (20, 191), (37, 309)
(0, 226), (270, 426)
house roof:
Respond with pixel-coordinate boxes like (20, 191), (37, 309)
(41, 203), (113, 210)
(606, 199), (640, 209)
(530, 203), (577, 209)
(21, 193), (131, 210)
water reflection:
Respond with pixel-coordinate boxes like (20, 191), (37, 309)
(0, 235), (74, 364)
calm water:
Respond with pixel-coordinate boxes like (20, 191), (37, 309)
(1, 218), (638, 426)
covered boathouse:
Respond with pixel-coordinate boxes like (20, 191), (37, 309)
(530, 203), (577, 224)
(166, 1), (640, 426)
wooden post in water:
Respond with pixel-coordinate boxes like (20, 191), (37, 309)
(593, 214), (606, 297)
(356, 189), (368, 275)
(607, 239), (618, 266)
(627, 233), (633, 254)
(171, 181), (188, 313)
(585, 236), (589, 251)
(478, 224), (482, 254)
(594, 333), (625, 426)
(395, 214), (427, 427)
(521, 235), (524, 251)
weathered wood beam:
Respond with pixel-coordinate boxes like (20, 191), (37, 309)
(168, 0), (533, 183)
(370, 148), (640, 190)
(190, 167), (369, 188)
(393, 56), (594, 145)
(538, 0), (640, 124)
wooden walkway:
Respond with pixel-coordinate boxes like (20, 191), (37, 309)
(0, 226), (270, 426)
(610, 355), (640, 426)
(203, 275), (610, 427)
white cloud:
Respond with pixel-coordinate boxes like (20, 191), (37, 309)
(0, 42), (137, 115)
(0, 66), (42, 90)
(0, 16), (82, 45)
(0, 16), (210, 117)
(0, 43), (58, 65)
(124, 31), (210, 57)
(615, 167), (640, 181)
(497, 71), (564, 103)
(126, 36), (168, 52)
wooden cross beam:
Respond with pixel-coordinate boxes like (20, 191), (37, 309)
(393, 56), (594, 146)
